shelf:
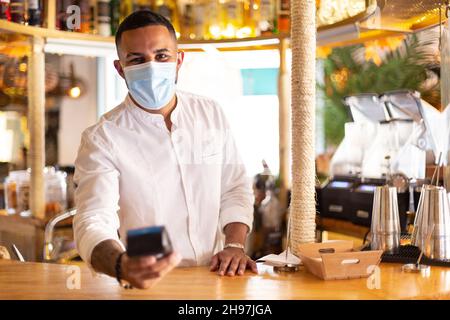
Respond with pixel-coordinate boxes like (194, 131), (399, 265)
(179, 33), (289, 51)
(0, 20), (114, 43)
(0, 20), (288, 53)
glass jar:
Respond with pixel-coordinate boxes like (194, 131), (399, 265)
(44, 167), (67, 219)
(4, 173), (18, 215)
(4, 170), (29, 216)
(3, 167), (68, 218)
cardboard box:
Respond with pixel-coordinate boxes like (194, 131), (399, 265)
(297, 240), (383, 280)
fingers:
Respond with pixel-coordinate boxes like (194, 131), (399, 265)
(123, 252), (182, 289)
(126, 255), (157, 272)
(129, 276), (162, 290)
(237, 259), (247, 276)
(215, 249), (259, 277)
(218, 256), (232, 276)
(227, 256), (241, 276)
(248, 259), (258, 273)
(210, 254), (219, 272)
(136, 253), (181, 281)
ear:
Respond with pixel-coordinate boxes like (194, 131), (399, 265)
(175, 51), (184, 83)
(176, 51), (184, 72)
(114, 60), (125, 80)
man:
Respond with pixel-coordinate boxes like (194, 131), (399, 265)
(73, 10), (257, 290)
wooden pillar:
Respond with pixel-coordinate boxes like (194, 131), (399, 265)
(27, 36), (46, 220)
(290, 0), (317, 253)
(278, 37), (290, 212)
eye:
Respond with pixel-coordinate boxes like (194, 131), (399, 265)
(155, 54), (169, 61)
(129, 57), (144, 65)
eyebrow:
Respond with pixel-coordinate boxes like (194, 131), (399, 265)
(126, 48), (170, 59)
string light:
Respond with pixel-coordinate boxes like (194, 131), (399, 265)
(68, 86), (81, 99)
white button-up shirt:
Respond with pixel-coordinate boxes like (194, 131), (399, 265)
(73, 90), (254, 267)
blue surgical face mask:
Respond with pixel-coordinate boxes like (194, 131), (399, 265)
(123, 61), (177, 110)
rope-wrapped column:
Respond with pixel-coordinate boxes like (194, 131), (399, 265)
(290, 0), (317, 254)
(28, 36), (46, 220)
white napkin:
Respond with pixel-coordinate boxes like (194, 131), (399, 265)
(256, 249), (302, 266)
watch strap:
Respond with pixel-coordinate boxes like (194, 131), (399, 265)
(115, 251), (133, 289)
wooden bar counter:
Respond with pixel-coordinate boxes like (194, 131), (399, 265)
(1, 260), (450, 300)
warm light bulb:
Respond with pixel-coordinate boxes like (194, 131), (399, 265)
(236, 27), (252, 38)
(209, 25), (222, 39)
(69, 86), (81, 98)
(19, 63), (27, 72)
(222, 24), (236, 38)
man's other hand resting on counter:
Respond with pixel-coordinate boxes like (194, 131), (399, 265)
(210, 222), (258, 276)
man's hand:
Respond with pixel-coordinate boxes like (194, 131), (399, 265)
(90, 239), (181, 290)
(209, 222), (258, 276)
(210, 247), (257, 276)
(121, 252), (181, 289)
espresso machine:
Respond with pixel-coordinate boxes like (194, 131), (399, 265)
(320, 90), (436, 230)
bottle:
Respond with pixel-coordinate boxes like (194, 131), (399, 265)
(181, 1), (194, 39)
(252, 160), (283, 256)
(119, 0), (134, 23)
(182, 0), (206, 40)
(205, 0), (222, 39)
(10, 0), (24, 23)
(241, 0), (257, 38)
(0, 0), (10, 21)
(135, 0), (151, 11)
(222, 0), (244, 38)
(56, 0), (69, 30)
(277, 0), (289, 34)
(97, 0), (111, 36)
(78, 0), (91, 33)
(89, 0), (97, 33)
(153, 0), (181, 38)
(27, 0), (41, 26)
(110, 0), (119, 35)
(258, 0), (275, 35)
(258, 167), (283, 255)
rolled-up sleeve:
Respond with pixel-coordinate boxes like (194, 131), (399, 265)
(73, 130), (124, 267)
(219, 111), (254, 233)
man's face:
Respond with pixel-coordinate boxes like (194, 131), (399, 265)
(114, 25), (184, 80)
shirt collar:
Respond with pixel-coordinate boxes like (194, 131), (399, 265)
(125, 92), (181, 128)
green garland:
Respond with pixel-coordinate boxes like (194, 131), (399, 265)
(319, 34), (440, 147)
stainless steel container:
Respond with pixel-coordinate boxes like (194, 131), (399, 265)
(370, 185), (401, 254)
(412, 185), (450, 261)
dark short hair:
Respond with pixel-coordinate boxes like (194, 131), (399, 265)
(115, 10), (177, 48)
